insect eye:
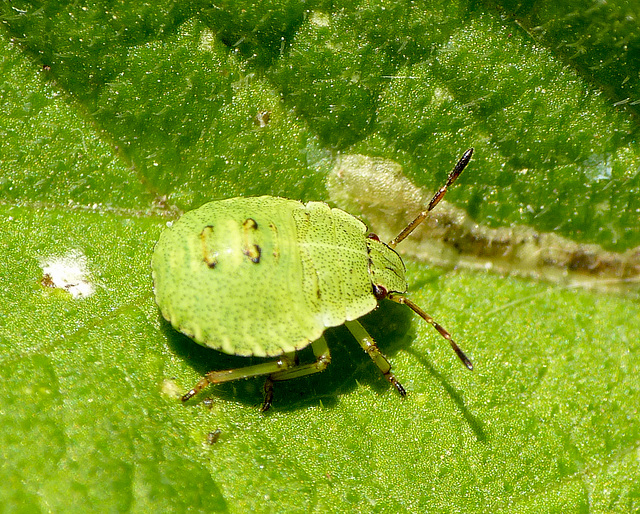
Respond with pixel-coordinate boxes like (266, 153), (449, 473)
(367, 233), (380, 242)
(372, 284), (388, 299)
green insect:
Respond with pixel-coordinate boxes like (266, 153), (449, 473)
(152, 149), (474, 411)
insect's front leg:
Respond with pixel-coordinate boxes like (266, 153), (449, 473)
(387, 293), (473, 370)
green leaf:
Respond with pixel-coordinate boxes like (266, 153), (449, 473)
(1, 2), (639, 512)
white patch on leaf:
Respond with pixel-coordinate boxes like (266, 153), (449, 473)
(40, 250), (95, 298)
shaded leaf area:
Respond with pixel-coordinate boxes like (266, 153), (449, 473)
(0, 35), (155, 210)
(0, 20), (327, 211)
(1, 1), (640, 512)
(350, 13), (640, 252)
(1, 1), (639, 247)
(495, 0), (640, 116)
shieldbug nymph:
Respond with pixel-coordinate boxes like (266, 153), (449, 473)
(152, 149), (474, 411)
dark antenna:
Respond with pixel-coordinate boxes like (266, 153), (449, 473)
(388, 148), (473, 249)
(387, 148), (474, 370)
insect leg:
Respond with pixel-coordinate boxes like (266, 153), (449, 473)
(181, 354), (296, 402)
(344, 320), (407, 397)
(387, 293), (473, 370)
(261, 336), (332, 412)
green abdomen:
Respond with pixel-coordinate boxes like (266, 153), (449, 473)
(152, 196), (379, 357)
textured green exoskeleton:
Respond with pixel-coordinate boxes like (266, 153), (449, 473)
(152, 149), (474, 411)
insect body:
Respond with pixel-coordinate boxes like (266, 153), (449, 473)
(152, 149), (474, 411)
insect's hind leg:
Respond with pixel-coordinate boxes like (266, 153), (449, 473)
(345, 320), (407, 397)
(261, 336), (332, 412)
(181, 354), (297, 403)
